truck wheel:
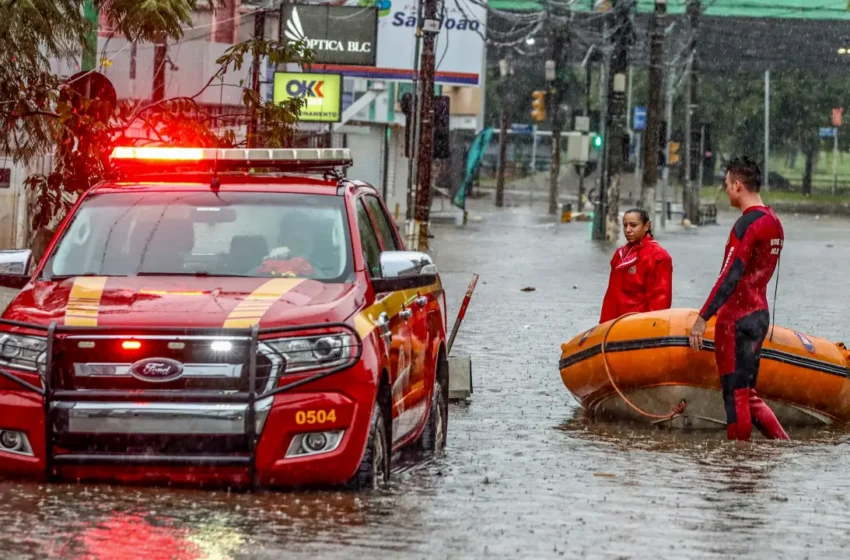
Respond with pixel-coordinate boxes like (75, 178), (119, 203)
(418, 380), (447, 456)
(348, 401), (390, 490)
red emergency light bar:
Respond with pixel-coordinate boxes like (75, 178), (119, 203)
(109, 147), (353, 174)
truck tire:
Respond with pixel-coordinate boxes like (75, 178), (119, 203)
(348, 401), (390, 490)
(417, 380), (447, 456)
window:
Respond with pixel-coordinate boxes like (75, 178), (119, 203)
(356, 199), (383, 278)
(43, 191), (353, 282)
(364, 196), (402, 251)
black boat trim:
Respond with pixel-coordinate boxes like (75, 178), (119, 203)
(559, 336), (848, 378)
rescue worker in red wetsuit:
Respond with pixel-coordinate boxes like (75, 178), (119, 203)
(689, 156), (789, 441)
(600, 208), (673, 324)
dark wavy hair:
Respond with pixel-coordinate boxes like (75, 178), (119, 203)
(726, 156), (762, 192)
(624, 207), (652, 236)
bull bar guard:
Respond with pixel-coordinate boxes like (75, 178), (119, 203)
(0, 319), (363, 489)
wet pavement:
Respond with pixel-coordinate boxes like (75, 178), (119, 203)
(2, 197), (850, 559)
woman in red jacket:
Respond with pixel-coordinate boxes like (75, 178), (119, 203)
(599, 208), (673, 324)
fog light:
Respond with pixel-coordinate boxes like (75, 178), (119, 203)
(0, 431), (22, 451)
(0, 430), (31, 455)
(304, 432), (328, 452)
(285, 430), (345, 458)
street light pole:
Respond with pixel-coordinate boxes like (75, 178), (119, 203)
(495, 58), (510, 208)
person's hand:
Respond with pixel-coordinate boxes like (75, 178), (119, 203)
(689, 315), (707, 351)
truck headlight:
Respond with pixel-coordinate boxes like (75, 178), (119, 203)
(0, 333), (47, 374)
(264, 333), (358, 374)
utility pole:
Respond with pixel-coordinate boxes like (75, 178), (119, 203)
(495, 58), (510, 208)
(684, 0), (701, 224)
(152, 36), (167, 102)
(592, 22), (611, 241)
(547, 19), (568, 216)
(764, 70), (770, 191)
(248, 9), (267, 148)
(602, 1), (631, 241)
(413, 0), (439, 252)
(642, 0), (666, 226)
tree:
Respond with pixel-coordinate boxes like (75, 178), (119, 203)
(2, 1), (312, 253)
(697, 70), (850, 193)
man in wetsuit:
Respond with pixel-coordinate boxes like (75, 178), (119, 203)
(688, 156), (790, 441)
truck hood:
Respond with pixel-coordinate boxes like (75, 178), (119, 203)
(2, 276), (363, 330)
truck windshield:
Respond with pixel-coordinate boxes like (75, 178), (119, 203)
(42, 190), (353, 281)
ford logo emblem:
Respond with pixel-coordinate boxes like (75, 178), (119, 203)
(129, 358), (184, 383)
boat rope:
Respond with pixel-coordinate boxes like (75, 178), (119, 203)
(770, 253), (781, 342)
(601, 313), (688, 422)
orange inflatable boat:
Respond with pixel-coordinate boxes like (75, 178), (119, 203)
(559, 308), (850, 429)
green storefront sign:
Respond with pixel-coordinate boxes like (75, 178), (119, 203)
(274, 72), (343, 123)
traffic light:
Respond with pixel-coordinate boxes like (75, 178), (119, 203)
(592, 134), (603, 149)
(658, 120), (667, 167)
(401, 93), (413, 158)
(668, 141), (681, 165)
(530, 90), (546, 122)
(433, 96), (450, 160)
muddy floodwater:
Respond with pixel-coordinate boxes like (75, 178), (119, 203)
(1, 199), (850, 559)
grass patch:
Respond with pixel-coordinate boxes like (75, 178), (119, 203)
(700, 186), (846, 205)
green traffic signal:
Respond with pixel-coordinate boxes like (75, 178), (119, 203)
(592, 134), (603, 149)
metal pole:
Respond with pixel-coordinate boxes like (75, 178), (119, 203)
(683, 55), (692, 220)
(662, 75), (673, 230)
(495, 61), (508, 208)
(685, 0), (701, 224)
(634, 132), (642, 202)
(531, 125), (539, 173)
(833, 127), (839, 195)
(698, 123), (706, 198)
(764, 69), (770, 191)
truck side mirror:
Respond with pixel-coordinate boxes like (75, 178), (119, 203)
(370, 251), (438, 293)
(0, 249), (33, 290)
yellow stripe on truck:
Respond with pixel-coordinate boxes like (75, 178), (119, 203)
(353, 281), (442, 340)
(65, 276), (108, 326)
(223, 278), (304, 328)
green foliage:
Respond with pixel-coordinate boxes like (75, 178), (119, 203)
(3, 0), (313, 238)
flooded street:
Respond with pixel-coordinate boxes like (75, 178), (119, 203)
(2, 198), (850, 559)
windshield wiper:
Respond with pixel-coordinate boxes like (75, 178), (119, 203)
(44, 273), (129, 281)
(136, 271), (249, 277)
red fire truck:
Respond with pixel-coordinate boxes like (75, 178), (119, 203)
(0, 147), (448, 490)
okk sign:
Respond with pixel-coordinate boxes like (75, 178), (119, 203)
(330, 0), (487, 86)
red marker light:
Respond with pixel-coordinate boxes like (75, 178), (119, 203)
(122, 341), (142, 350)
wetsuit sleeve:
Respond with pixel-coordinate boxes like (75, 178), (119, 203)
(645, 253), (673, 312)
(699, 213), (764, 320)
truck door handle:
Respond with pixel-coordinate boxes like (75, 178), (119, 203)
(377, 312), (392, 344)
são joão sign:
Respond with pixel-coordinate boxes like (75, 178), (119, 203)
(274, 72), (342, 123)
(280, 4), (378, 66)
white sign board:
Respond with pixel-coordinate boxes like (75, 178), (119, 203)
(316, 1), (486, 86)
